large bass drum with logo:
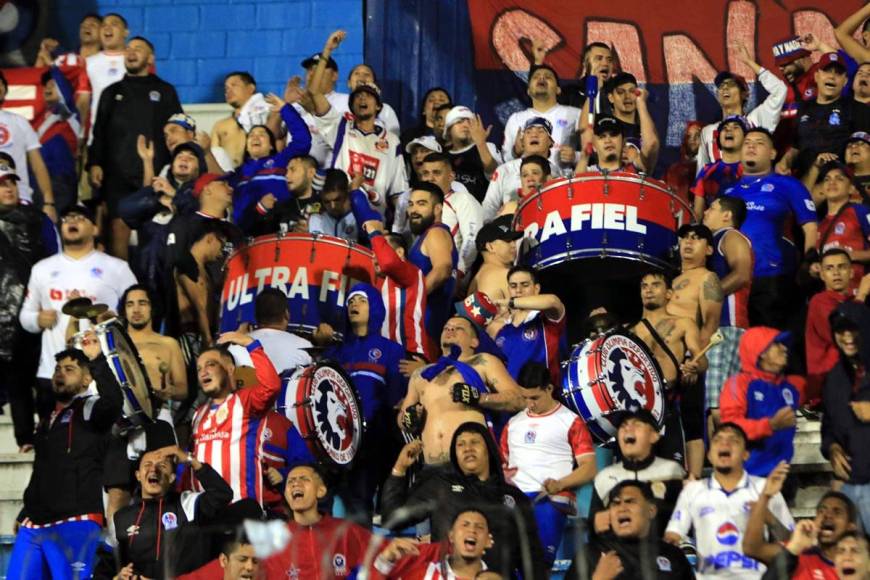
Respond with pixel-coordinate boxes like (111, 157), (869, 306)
(561, 331), (665, 442)
(73, 318), (155, 431)
(514, 172), (693, 278)
(276, 361), (364, 468)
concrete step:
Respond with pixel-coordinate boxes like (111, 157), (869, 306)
(0, 455), (32, 495)
(0, 492), (22, 537)
(0, 415), (18, 455)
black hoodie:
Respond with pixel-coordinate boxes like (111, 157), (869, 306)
(822, 301), (870, 484)
(380, 422), (547, 579)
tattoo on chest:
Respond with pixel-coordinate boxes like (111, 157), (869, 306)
(673, 278), (690, 291)
(654, 319), (677, 342)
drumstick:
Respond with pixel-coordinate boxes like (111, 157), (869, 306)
(158, 362), (170, 393)
(689, 330), (724, 365)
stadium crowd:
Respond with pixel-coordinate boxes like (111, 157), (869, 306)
(1, 4), (870, 579)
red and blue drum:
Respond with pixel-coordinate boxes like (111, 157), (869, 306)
(276, 362), (364, 468)
(561, 331), (665, 442)
(219, 233), (376, 336)
(514, 173), (693, 277)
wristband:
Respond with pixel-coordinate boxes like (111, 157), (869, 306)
(43, 202), (55, 206)
(509, 298), (516, 310)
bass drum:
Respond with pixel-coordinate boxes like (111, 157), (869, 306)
(561, 331), (665, 442)
(276, 361), (364, 469)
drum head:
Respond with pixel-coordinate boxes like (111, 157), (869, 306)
(297, 362), (363, 468)
(98, 320), (154, 421)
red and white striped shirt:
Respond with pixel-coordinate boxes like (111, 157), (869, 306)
(191, 342), (280, 504)
(371, 234), (433, 360)
(372, 543), (482, 580)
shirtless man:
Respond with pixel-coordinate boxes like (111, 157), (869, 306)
(468, 215), (521, 304)
(122, 284), (187, 406)
(667, 224), (723, 346)
(631, 271), (708, 472)
(210, 71), (263, 168)
(175, 221), (228, 347)
(399, 315), (523, 464)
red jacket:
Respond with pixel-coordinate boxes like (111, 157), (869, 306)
(263, 515), (375, 579)
(372, 542), (481, 580)
(175, 558), (222, 579)
(805, 290), (852, 403)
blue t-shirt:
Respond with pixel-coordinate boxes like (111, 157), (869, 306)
(723, 173), (817, 277)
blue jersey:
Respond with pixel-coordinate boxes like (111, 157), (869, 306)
(723, 173), (816, 277)
(495, 311), (566, 385)
(409, 223), (458, 340)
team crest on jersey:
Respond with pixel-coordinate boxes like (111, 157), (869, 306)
(805, 199), (816, 212)
(311, 365), (362, 466)
(783, 389), (794, 407)
(90, 267), (103, 278)
(215, 403), (229, 425)
(149, 90), (161, 102)
(0, 125), (9, 146)
(286, 566), (301, 579)
(59, 409), (73, 424)
(761, 183), (774, 192)
(162, 512), (178, 530)
(656, 556), (672, 572)
(375, 137), (388, 152)
(835, 222), (846, 235)
(524, 430), (537, 444)
(333, 554), (347, 575)
(264, 159), (275, 169)
(368, 348), (382, 362)
(503, 494), (516, 508)
(496, 336), (506, 348)
(263, 427), (273, 440)
(522, 327), (538, 341)
(829, 112), (841, 126)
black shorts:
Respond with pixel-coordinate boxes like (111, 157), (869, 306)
(680, 376), (706, 441)
(103, 436), (134, 490)
(749, 275), (795, 330)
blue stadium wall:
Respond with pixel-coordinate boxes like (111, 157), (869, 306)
(49, 0), (366, 104)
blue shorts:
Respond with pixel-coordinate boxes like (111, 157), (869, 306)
(7, 520), (102, 580)
(526, 493), (568, 567)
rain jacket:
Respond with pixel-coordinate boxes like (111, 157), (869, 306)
(719, 327), (805, 476)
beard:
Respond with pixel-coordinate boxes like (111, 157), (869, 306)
(603, 152), (619, 164)
(409, 212), (435, 235)
(129, 319), (150, 330)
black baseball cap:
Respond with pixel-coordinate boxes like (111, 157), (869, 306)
(614, 407), (659, 431)
(301, 53), (338, 71)
(593, 115), (623, 136)
(677, 223), (714, 245)
(60, 204), (97, 224)
(604, 72), (638, 95)
(476, 215), (523, 252)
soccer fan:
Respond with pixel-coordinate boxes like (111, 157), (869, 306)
(307, 169), (358, 240)
(719, 328), (804, 478)
(405, 135), (443, 186)
(834, 2), (870, 61)
(490, 266), (566, 384)
(35, 69), (80, 215)
(400, 87), (451, 152)
(85, 13), (128, 140)
(813, 162), (870, 280)
(721, 127), (818, 329)
(88, 36), (182, 259)
(469, 216), (522, 305)
(571, 481), (697, 580)
(112, 444), (233, 579)
(263, 464), (374, 578)
(847, 132), (870, 199)
(576, 116), (636, 174)
(696, 43), (787, 171)
(8, 338), (123, 579)
(824, 304), (870, 533)
(0, 71), (56, 216)
(806, 250), (860, 401)
(546, 41), (614, 112)
(332, 63), (401, 135)
(19, 204), (136, 421)
(833, 533), (870, 580)
(501, 362), (596, 566)
(664, 423), (794, 579)
(382, 422), (547, 579)
(210, 72), (269, 169)
(589, 409), (686, 540)
(744, 460), (858, 580)
(0, 163), (59, 452)
(691, 116), (746, 221)
(482, 117), (559, 222)
(702, 196), (753, 420)
(666, 121), (703, 205)
(770, 35), (815, 125)
(372, 510), (493, 579)
(190, 331), (281, 504)
(597, 73), (660, 170)
(442, 106), (501, 202)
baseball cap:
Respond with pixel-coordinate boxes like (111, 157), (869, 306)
(0, 162), (19, 182)
(301, 52), (338, 71)
(475, 214), (523, 252)
(454, 291), (498, 333)
(717, 114), (749, 134)
(166, 112), (196, 132)
(817, 52), (847, 72)
(772, 36), (810, 66)
(677, 223), (714, 245)
(405, 135), (442, 155)
(847, 131), (870, 146)
(443, 106), (475, 138)
(193, 173), (230, 197)
(817, 160), (854, 183)
(523, 116), (553, 135)
(714, 71), (749, 93)
(614, 407), (659, 431)
(604, 72), (638, 95)
(593, 115), (622, 136)
(349, 82), (382, 108)
(60, 204), (96, 224)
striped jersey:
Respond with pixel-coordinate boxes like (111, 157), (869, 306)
(191, 341), (281, 504)
(371, 234), (432, 359)
(712, 228), (752, 328)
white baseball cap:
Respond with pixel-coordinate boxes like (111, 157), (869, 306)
(443, 106), (474, 138)
(405, 135), (443, 155)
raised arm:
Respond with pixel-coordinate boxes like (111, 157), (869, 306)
(309, 30), (345, 116)
(217, 333), (281, 414)
(834, 8), (870, 63)
(635, 89), (660, 171)
(742, 461), (789, 565)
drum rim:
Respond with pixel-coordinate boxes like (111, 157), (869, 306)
(224, 232), (374, 263)
(529, 248), (676, 272)
(92, 318), (156, 424)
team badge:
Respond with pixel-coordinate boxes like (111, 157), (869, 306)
(829, 112), (841, 126)
(503, 494), (516, 508)
(600, 335), (664, 421)
(149, 90), (161, 102)
(761, 183), (774, 192)
(333, 554), (347, 575)
(524, 430), (537, 444)
(311, 365), (362, 465)
(522, 327), (539, 341)
(783, 389), (794, 407)
(90, 267), (104, 278)
(368, 348), (382, 362)
(835, 222), (846, 235)
(656, 556), (672, 572)
(263, 427), (273, 441)
(215, 403), (229, 425)
(805, 199), (816, 212)
(162, 512), (178, 530)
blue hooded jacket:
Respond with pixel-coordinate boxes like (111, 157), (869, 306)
(325, 283), (407, 425)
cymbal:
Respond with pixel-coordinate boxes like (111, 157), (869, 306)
(62, 297), (108, 320)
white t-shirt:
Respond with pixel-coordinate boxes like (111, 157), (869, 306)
(0, 109), (41, 201)
(666, 472), (794, 579)
(19, 250), (138, 378)
(441, 186), (484, 276)
(481, 157), (561, 223)
(85, 51), (126, 142)
(228, 328), (312, 375)
(501, 104), (581, 167)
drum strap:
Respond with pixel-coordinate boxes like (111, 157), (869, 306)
(638, 318), (682, 388)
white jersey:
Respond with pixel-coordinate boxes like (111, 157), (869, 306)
(500, 403), (594, 501)
(19, 250), (138, 378)
(0, 109), (41, 201)
(314, 106), (408, 215)
(666, 472), (794, 579)
(329, 91), (401, 136)
(293, 103), (333, 167)
(85, 51), (126, 142)
(308, 210), (358, 241)
(228, 328), (313, 375)
(441, 185), (484, 276)
(482, 157), (560, 223)
(696, 68), (787, 172)
(501, 104), (580, 167)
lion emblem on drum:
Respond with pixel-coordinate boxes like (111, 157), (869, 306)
(601, 335), (661, 416)
(310, 366), (362, 465)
